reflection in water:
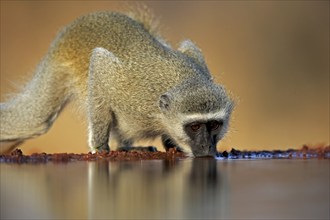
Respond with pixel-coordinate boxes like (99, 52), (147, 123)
(185, 158), (227, 218)
(1, 159), (329, 219)
(87, 158), (228, 219)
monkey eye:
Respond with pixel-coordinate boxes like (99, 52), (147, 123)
(190, 123), (201, 132)
(209, 120), (223, 131)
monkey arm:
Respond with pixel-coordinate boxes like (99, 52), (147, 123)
(87, 48), (122, 153)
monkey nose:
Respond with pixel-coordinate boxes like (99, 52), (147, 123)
(201, 145), (214, 153)
(207, 145), (217, 156)
(202, 144), (214, 150)
(201, 145), (209, 151)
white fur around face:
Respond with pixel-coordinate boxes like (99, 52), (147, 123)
(156, 109), (229, 156)
(179, 109), (227, 124)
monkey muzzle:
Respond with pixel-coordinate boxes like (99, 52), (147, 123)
(192, 144), (217, 157)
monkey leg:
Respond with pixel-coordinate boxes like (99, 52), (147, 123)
(117, 139), (158, 152)
(87, 101), (112, 153)
(87, 97), (112, 153)
(87, 47), (122, 153)
(88, 47), (158, 153)
(161, 134), (183, 152)
(0, 58), (69, 145)
(161, 134), (176, 151)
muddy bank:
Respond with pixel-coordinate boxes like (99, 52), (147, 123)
(0, 145), (329, 163)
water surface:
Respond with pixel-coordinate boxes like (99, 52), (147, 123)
(1, 158), (329, 219)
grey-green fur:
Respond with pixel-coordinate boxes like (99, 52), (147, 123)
(0, 11), (233, 155)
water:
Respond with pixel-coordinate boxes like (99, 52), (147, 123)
(1, 158), (329, 219)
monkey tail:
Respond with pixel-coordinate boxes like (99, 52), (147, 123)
(0, 56), (72, 152)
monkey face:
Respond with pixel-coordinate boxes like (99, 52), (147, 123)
(158, 84), (234, 157)
(183, 120), (223, 157)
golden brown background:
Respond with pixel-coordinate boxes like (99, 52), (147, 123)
(1, 1), (329, 154)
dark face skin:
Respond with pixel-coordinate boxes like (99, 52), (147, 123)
(184, 120), (223, 157)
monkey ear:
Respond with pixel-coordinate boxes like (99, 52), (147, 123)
(178, 40), (208, 70)
(159, 94), (172, 112)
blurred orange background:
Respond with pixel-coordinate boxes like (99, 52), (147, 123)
(1, 1), (329, 154)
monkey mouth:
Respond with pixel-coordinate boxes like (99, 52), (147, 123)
(192, 149), (217, 157)
(193, 153), (216, 158)
(191, 144), (217, 157)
